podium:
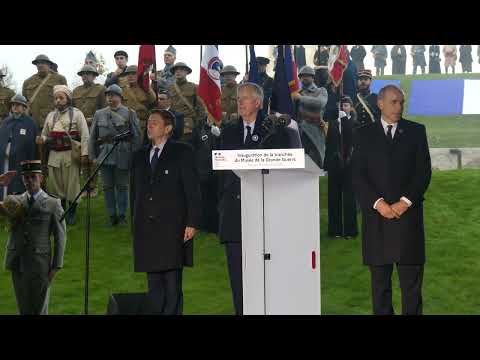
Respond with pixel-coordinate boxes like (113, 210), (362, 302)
(233, 155), (322, 315)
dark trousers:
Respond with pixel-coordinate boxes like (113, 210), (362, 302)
(327, 168), (358, 237)
(146, 270), (183, 315)
(225, 243), (243, 315)
(200, 177), (219, 234)
(369, 264), (424, 315)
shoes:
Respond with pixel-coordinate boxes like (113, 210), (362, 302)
(106, 215), (118, 227)
(118, 215), (127, 226)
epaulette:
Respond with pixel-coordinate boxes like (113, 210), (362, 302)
(44, 191), (59, 199)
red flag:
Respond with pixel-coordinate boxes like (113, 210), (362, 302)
(328, 45), (349, 87)
(137, 45), (156, 93)
(198, 45), (222, 123)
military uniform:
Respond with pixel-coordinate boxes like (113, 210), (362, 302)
(168, 63), (206, 141)
(257, 72), (273, 114)
(2, 160), (66, 315)
(411, 45), (427, 75)
(0, 86), (15, 122)
(371, 45), (388, 76)
(122, 66), (157, 138)
(220, 65), (240, 124)
(72, 83), (107, 126)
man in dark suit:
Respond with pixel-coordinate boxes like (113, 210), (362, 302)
(218, 82), (300, 315)
(142, 90), (184, 143)
(131, 109), (201, 315)
(352, 85), (432, 315)
(324, 96), (358, 239)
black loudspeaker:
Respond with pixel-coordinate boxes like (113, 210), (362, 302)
(106, 293), (150, 315)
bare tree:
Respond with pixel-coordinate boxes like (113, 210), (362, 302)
(0, 65), (17, 92)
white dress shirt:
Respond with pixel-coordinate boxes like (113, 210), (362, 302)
(373, 117), (412, 210)
(150, 140), (167, 163)
(243, 120), (256, 143)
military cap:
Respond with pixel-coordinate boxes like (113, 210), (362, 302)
(77, 65), (99, 76)
(20, 160), (43, 174)
(105, 84), (123, 98)
(10, 94), (28, 107)
(164, 45), (176, 56)
(256, 57), (270, 65)
(85, 51), (98, 63)
(221, 65), (240, 76)
(32, 54), (54, 66)
(114, 50), (128, 58)
(357, 69), (373, 79)
(340, 95), (354, 105)
(158, 89), (171, 98)
(124, 65), (138, 74)
(170, 62), (192, 74)
(298, 65), (315, 77)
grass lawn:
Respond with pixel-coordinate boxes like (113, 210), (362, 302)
(375, 73), (480, 148)
(0, 169), (478, 315)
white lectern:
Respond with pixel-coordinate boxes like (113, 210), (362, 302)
(233, 155), (322, 315)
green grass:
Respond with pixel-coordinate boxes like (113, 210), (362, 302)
(0, 169), (478, 315)
(375, 73), (480, 148)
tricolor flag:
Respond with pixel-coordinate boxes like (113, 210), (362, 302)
(137, 45), (156, 93)
(328, 45), (349, 87)
(270, 45), (294, 117)
(198, 45), (222, 123)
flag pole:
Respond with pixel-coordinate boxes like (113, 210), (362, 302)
(245, 45), (248, 74)
(200, 45), (203, 65)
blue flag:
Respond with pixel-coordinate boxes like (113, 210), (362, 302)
(270, 45), (294, 117)
(248, 45), (258, 84)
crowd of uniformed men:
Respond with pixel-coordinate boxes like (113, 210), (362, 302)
(0, 44), (447, 314)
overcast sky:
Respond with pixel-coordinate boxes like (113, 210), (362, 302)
(1, 45), (478, 92)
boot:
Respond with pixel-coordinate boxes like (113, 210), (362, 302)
(66, 202), (77, 226)
(106, 215), (118, 227)
(118, 215), (127, 227)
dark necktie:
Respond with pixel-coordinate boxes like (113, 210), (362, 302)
(244, 125), (253, 147)
(28, 195), (35, 209)
(151, 147), (160, 172)
(386, 125), (393, 144)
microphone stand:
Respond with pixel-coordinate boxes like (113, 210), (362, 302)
(61, 139), (124, 315)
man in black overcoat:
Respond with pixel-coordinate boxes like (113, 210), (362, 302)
(218, 82), (301, 315)
(131, 108), (201, 315)
(352, 85), (431, 315)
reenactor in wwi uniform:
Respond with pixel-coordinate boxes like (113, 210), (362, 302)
(0, 160), (66, 315)
(37, 85), (89, 225)
(122, 65), (157, 140)
(72, 65), (107, 198)
(168, 62), (206, 142)
(220, 65), (240, 124)
(152, 45), (177, 92)
(353, 69), (380, 127)
(105, 50), (129, 89)
(22, 55), (68, 130)
(0, 70), (15, 122)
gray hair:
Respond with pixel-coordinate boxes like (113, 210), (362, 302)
(237, 82), (264, 104)
(378, 84), (406, 100)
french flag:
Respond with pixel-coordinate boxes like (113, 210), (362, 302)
(198, 45), (222, 123)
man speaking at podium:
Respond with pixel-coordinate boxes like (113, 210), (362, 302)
(218, 82), (300, 315)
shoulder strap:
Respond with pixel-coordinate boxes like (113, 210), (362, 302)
(356, 93), (375, 123)
(28, 73), (52, 106)
(173, 82), (194, 112)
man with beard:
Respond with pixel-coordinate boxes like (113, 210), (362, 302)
(0, 70), (15, 122)
(37, 85), (89, 225)
(122, 65), (157, 141)
(22, 55), (67, 130)
(293, 65), (328, 169)
(72, 65), (107, 198)
(88, 84), (141, 227)
(105, 50), (129, 89)
(168, 62), (206, 142)
(152, 46), (177, 92)
(428, 45), (441, 74)
(354, 69), (380, 127)
(0, 95), (39, 200)
(391, 45), (407, 75)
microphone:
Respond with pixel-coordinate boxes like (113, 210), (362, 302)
(112, 130), (132, 142)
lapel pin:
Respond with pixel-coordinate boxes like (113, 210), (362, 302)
(252, 134), (259, 142)
(398, 128), (403, 134)
(201, 135), (208, 141)
(165, 170), (169, 175)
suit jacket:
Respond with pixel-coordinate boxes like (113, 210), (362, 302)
(218, 113), (299, 244)
(324, 116), (355, 173)
(131, 139), (201, 272)
(352, 119), (431, 265)
(4, 190), (66, 273)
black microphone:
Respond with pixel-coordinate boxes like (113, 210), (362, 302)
(112, 130), (132, 142)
